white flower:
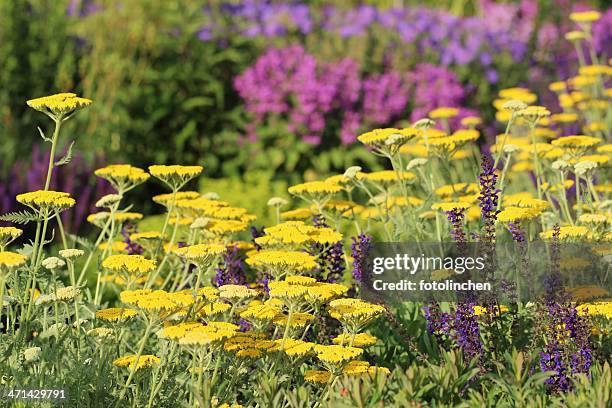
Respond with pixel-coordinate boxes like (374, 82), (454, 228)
(343, 166), (362, 180)
(267, 197), (288, 207)
(41, 257), (65, 270)
(406, 158), (428, 171)
(190, 217), (210, 229)
(55, 286), (80, 301)
(87, 327), (113, 339)
(59, 249), (85, 260)
(23, 347), (41, 362)
(552, 160), (570, 171)
(502, 144), (519, 154)
(413, 118), (435, 129)
(202, 192), (220, 200)
(574, 160), (598, 175)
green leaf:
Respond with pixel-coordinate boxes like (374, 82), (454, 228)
(54, 140), (74, 166)
(0, 210), (40, 224)
(37, 126), (51, 142)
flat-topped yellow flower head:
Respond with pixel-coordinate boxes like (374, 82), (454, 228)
(551, 135), (601, 151)
(113, 355), (160, 371)
(148, 165), (203, 191)
(174, 243), (227, 263)
(95, 307), (138, 322)
(0, 227), (22, 249)
(95, 164), (150, 192)
(16, 190), (75, 212)
(429, 107), (459, 119)
(328, 298), (385, 329)
(288, 181), (342, 197)
(102, 254), (156, 274)
(357, 127), (420, 152)
(152, 191), (200, 207)
(0, 251), (27, 272)
(246, 250), (317, 277)
(27, 93), (92, 120)
(569, 10), (601, 24)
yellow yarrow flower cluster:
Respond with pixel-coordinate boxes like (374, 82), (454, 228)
(540, 226), (589, 240)
(102, 254), (156, 274)
(113, 355), (160, 371)
(148, 165), (203, 190)
(218, 284), (258, 301)
(304, 370), (331, 383)
(177, 322), (238, 346)
(569, 10), (601, 24)
(551, 135), (602, 152)
(280, 208), (313, 220)
(95, 164), (150, 192)
(95, 307), (138, 322)
(333, 333), (378, 348)
(246, 250), (317, 273)
(576, 301), (612, 319)
(152, 191), (200, 207)
(26, 93), (92, 119)
(240, 303), (282, 322)
(120, 289), (195, 314)
(129, 231), (162, 242)
(357, 127), (420, 149)
(429, 106), (459, 119)
(435, 183), (479, 197)
(314, 344), (363, 366)
(360, 170), (415, 183)
(288, 181), (343, 197)
(16, 190), (75, 212)
(268, 281), (308, 302)
(328, 299), (385, 329)
(273, 312), (315, 328)
(224, 332), (275, 359)
(174, 243), (227, 262)
(497, 206), (543, 223)
(0, 227), (22, 249)
(342, 360), (391, 376)
(207, 220), (249, 235)
(0, 251), (27, 271)
(255, 221), (342, 248)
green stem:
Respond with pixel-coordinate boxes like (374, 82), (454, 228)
(43, 118), (63, 191)
(116, 319), (154, 405)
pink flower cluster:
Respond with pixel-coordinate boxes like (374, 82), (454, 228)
(235, 46), (475, 146)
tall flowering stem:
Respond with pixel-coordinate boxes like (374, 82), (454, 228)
(213, 245), (246, 287)
(350, 233), (372, 284)
(477, 155), (500, 245)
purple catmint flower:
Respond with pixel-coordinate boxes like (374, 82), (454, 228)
(477, 155), (500, 244)
(453, 301), (484, 361)
(446, 208), (467, 243)
(213, 245), (246, 287)
(310, 216), (345, 283)
(121, 222), (143, 255)
(507, 221), (525, 243)
(350, 233), (372, 283)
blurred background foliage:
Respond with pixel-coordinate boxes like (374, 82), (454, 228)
(0, 0), (609, 224)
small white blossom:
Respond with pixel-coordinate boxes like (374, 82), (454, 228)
(59, 249), (85, 260)
(23, 347), (41, 362)
(41, 257), (65, 270)
(343, 166), (362, 180)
